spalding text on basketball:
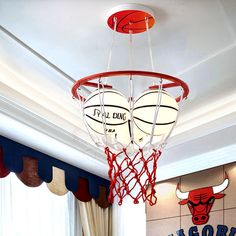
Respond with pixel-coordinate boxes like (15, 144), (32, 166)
(93, 109), (127, 121)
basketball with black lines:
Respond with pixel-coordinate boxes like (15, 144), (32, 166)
(133, 89), (179, 136)
(83, 89), (130, 136)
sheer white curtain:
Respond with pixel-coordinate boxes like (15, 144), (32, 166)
(68, 192), (83, 236)
(112, 198), (146, 236)
(0, 173), (78, 236)
(78, 194), (146, 236)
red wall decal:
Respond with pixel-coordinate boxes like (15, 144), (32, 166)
(176, 173), (229, 225)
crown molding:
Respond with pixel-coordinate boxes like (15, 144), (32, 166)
(0, 95), (108, 179)
(157, 143), (236, 182)
(169, 91), (236, 148)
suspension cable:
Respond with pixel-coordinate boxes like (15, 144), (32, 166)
(145, 17), (155, 72)
(129, 23), (133, 70)
(107, 17), (117, 71)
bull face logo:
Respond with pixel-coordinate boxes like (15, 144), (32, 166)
(176, 173), (229, 225)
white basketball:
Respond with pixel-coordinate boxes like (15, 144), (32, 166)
(114, 120), (161, 148)
(133, 89), (179, 136)
(133, 129), (163, 147)
(83, 89), (130, 142)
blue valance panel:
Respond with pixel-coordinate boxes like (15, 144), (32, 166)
(0, 135), (110, 208)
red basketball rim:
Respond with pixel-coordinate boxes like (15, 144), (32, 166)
(71, 70), (189, 102)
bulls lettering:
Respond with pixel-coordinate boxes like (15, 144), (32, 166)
(169, 225), (236, 236)
(202, 225), (214, 236)
(216, 225), (228, 236)
(189, 226), (199, 236)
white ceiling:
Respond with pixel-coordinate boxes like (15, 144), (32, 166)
(0, 0), (236, 180)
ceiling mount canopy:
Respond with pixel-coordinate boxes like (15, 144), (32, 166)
(107, 4), (155, 34)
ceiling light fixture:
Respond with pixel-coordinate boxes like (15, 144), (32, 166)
(72, 4), (189, 205)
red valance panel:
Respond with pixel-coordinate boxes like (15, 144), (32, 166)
(96, 186), (111, 208)
(16, 156), (43, 187)
(0, 136), (110, 208)
(0, 146), (10, 178)
(73, 178), (92, 202)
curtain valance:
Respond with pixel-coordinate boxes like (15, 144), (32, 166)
(0, 135), (110, 208)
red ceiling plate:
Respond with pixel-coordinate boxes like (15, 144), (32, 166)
(107, 4), (155, 34)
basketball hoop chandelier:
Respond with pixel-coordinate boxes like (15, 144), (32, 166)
(72, 4), (189, 205)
